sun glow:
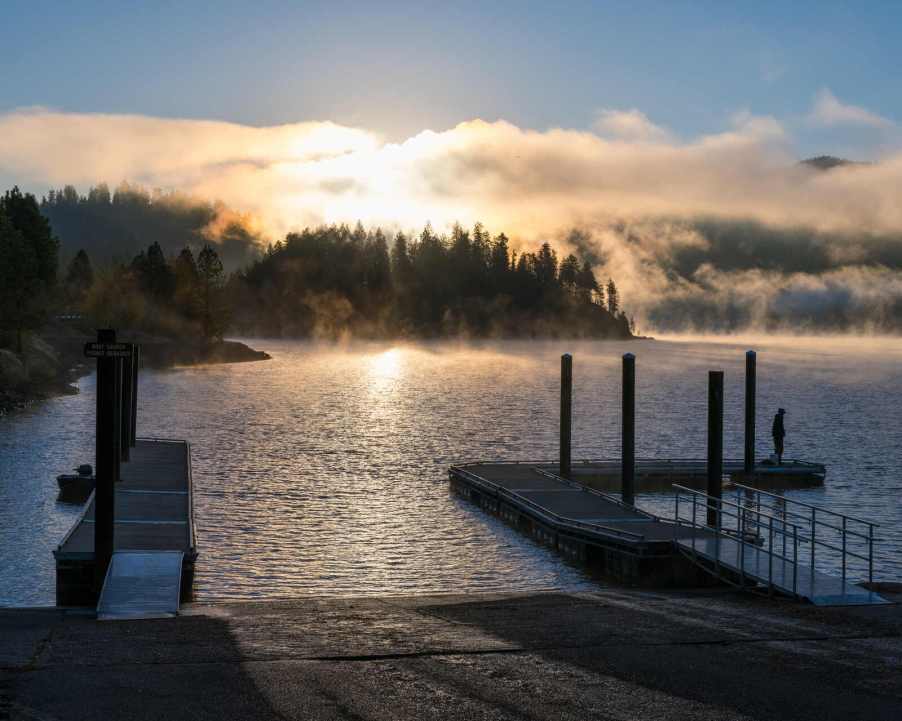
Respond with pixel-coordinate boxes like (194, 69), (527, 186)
(368, 348), (403, 384)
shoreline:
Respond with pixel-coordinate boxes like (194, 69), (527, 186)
(0, 335), (270, 416)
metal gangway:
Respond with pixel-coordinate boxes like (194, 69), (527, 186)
(97, 551), (185, 620)
(672, 483), (888, 606)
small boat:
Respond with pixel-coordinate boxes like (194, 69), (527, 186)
(57, 464), (94, 499)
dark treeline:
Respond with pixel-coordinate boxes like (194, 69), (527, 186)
(41, 183), (261, 270)
(228, 222), (633, 339)
(0, 188), (59, 352)
(3, 181), (633, 345)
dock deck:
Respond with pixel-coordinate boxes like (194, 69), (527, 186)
(54, 438), (197, 607)
(451, 460), (884, 604)
(449, 461), (713, 587)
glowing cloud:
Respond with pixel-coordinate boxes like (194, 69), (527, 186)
(3, 107), (902, 239)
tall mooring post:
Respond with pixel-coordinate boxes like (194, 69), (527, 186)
(560, 353), (572, 479)
(120, 346), (134, 462)
(707, 370), (724, 527)
(621, 353), (636, 506)
(130, 345), (139, 447)
(86, 329), (124, 591)
(744, 350), (756, 478)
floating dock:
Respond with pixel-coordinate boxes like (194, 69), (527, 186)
(449, 461), (885, 605)
(449, 461), (713, 587)
(564, 458), (826, 492)
(54, 438), (197, 608)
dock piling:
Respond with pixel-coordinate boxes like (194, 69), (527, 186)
(560, 353), (572, 479)
(621, 353), (636, 506)
(130, 345), (139, 447)
(93, 329), (120, 590)
(120, 347), (133, 462)
(707, 370), (724, 527)
(744, 351), (756, 477)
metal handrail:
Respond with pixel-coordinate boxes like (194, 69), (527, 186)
(731, 482), (875, 526)
(729, 482), (876, 584)
(673, 485), (802, 597)
(533, 468), (659, 520)
(673, 485), (800, 534)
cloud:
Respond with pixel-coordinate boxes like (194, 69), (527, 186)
(593, 109), (673, 142)
(5, 107), (902, 239)
(808, 88), (895, 129)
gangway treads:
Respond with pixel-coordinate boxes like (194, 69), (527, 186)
(97, 551), (184, 620)
(677, 536), (888, 606)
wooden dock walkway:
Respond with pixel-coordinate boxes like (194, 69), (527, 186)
(54, 438), (197, 607)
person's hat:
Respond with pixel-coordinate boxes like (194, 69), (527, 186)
(778, 408), (785, 414)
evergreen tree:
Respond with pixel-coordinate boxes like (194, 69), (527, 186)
(0, 188), (59, 352)
(65, 249), (94, 305)
(173, 247), (200, 320)
(575, 261), (599, 302)
(390, 231), (414, 290)
(197, 244), (227, 343)
(0, 210), (39, 353)
(559, 254), (580, 290)
(2, 187), (58, 287)
(534, 242), (558, 288)
(606, 278), (620, 315)
(131, 241), (175, 301)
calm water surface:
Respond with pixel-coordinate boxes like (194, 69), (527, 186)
(2, 337), (900, 606)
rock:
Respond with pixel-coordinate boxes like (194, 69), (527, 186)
(23, 336), (61, 382)
(0, 349), (28, 388)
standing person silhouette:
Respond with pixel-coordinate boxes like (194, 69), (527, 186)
(772, 408), (786, 464)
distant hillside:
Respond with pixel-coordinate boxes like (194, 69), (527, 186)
(800, 155), (867, 171)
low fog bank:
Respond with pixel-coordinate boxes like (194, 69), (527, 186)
(566, 217), (902, 334)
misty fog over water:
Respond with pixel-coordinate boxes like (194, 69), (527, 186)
(2, 336), (901, 606)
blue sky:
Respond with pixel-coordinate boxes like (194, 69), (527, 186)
(2, 1), (900, 157)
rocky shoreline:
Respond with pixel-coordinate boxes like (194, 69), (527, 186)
(0, 332), (270, 416)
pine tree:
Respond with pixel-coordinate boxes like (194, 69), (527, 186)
(575, 261), (599, 302)
(65, 249), (94, 305)
(606, 278), (620, 315)
(197, 244), (226, 343)
(559, 254), (580, 290)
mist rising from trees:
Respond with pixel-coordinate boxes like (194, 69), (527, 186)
(229, 223), (632, 339)
(41, 183), (261, 270)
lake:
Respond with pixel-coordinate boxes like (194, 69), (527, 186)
(2, 336), (901, 606)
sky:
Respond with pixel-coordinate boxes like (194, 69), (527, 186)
(2, 1), (901, 156)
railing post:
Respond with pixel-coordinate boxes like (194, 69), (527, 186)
(706, 371), (724, 527)
(744, 350), (756, 478)
(559, 353), (572, 479)
(811, 507), (816, 570)
(714, 497), (721, 576)
(868, 524), (875, 584)
(793, 525), (799, 595)
(621, 353), (635, 506)
(768, 515), (774, 594)
(841, 516), (847, 586)
(739, 508), (746, 587)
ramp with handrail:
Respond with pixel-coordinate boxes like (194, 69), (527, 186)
(672, 484), (888, 606)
